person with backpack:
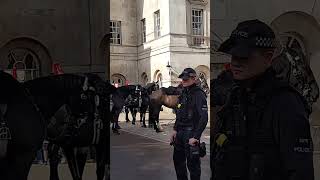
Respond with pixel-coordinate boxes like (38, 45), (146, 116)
(170, 67), (208, 180)
(211, 19), (314, 180)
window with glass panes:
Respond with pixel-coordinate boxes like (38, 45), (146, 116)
(5, 48), (39, 82)
(110, 21), (121, 45)
(141, 19), (146, 43)
(154, 11), (160, 38)
(192, 9), (203, 35)
(192, 9), (204, 45)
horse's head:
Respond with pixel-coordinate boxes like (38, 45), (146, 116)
(154, 81), (160, 91)
(83, 73), (116, 98)
(145, 82), (160, 93)
(21, 74), (100, 120)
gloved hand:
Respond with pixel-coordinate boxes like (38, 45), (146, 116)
(189, 138), (199, 146)
(170, 130), (177, 145)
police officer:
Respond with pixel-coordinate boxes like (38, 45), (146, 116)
(211, 19), (314, 180)
(170, 68), (208, 180)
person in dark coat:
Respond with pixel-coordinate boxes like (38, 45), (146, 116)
(211, 19), (314, 180)
(170, 68), (208, 180)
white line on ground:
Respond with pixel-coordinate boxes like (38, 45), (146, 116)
(117, 129), (210, 155)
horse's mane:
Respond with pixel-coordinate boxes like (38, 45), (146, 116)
(114, 85), (139, 98)
(23, 74), (84, 96)
(161, 86), (183, 95)
(145, 82), (155, 89)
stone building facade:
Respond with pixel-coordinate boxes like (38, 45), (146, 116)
(0, 0), (109, 81)
(210, 0), (320, 178)
(110, 0), (210, 88)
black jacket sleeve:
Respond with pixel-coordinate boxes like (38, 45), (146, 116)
(173, 119), (177, 130)
(193, 91), (208, 140)
(273, 91), (314, 180)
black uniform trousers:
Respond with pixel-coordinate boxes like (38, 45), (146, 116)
(173, 129), (201, 180)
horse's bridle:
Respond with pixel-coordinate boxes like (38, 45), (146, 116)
(77, 76), (103, 144)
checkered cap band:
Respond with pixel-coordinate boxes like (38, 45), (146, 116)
(255, 37), (276, 48)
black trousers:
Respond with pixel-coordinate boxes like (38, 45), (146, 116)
(173, 130), (201, 180)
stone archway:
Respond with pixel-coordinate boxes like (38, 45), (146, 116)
(271, 12), (320, 108)
(195, 65), (210, 94)
(0, 38), (52, 80)
(278, 32), (308, 62)
(154, 70), (163, 88)
(141, 72), (148, 86)
(271, 11), (320, 65)
(195, 65), (210, 83)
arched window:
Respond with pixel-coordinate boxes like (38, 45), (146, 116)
(198, 71), (207, 80)
(141, 72), (148, 86)
(156, 73), (163, 88)
(153, 70), (163, 87)
(6, 48), (39, 82)
(279, 32), (308, 63)
(111, 73), (126, 86)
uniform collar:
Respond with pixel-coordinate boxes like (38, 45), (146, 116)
(236, 68), (275, 91)
(184, 83), (198, 92)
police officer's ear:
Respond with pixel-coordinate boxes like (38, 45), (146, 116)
(260, 48), (275, 66)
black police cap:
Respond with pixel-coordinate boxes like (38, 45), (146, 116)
(178, 68), (197, 80)
(218, 19), (277, 58)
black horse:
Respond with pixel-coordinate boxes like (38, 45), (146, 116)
(22, 73), (115, 180)
(124, 82), (160, 128)
(0, 70), (46, 180)
(124, 85), (142, 125)
(111, 85), (141, 134)
(141, 82), (160, 128)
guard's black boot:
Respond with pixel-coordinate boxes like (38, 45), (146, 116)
(115, 123), (121, 129)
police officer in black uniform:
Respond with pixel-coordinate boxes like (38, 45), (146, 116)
(211, 19), (314, 180)
(170, 68), (208, 180)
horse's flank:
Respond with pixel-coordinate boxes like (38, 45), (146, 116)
(161, 95), (179, 108)
(150, 88), (179, 109)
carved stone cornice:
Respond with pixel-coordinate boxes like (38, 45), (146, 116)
(187, 0), (208, 6)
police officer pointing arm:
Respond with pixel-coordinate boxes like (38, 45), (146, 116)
(170, 68), (208, 180)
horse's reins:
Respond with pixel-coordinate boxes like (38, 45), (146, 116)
(81, 76), (103, 145)
(0, 104), (11, 140)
